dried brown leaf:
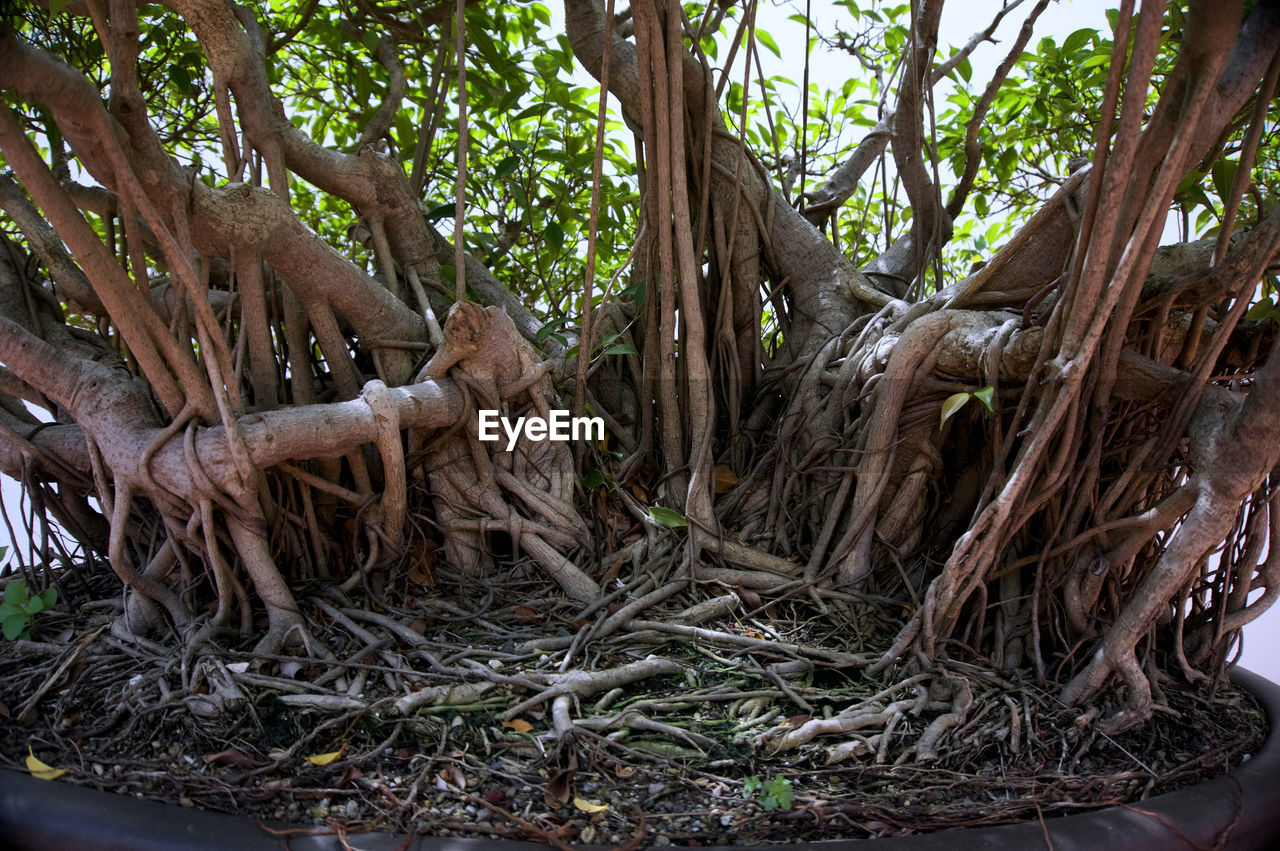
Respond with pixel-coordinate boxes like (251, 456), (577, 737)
(713, 465), (739, 493)
(202, 747), (266, 768)
(545, 754), (577, 807)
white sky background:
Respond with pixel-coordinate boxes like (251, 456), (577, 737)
(3, 0), (1277, 681)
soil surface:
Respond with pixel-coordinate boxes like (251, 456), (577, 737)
(0, 567), (1266, 847)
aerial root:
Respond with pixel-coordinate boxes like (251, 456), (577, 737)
(362, 378), (407, 549)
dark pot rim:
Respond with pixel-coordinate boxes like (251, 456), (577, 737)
(3, 667), (1278, 850)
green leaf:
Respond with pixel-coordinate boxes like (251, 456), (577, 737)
(494, 155), (520, 180)
(764, 775), (794, 811)
(582, 469), (606, 489)
(425, 201), (456, 221)
(972, 385), (996, 413)
(170, 63), (193, 95)
(514, 103), (552, 122)
(1176, 169), (1208, 196)
(756, 29), (781, 59)
(48, 0), (69, 17)
(940, 392), (971, 428)
(510, 182), (528, 208)
(533, 52), (559, 79)
(648, 506), (687, 528)
(4, 579), (29, 607)
(545, 221), (565, 251)
(1246, 297), (1277, 322)
(602, 343), (637, 357)
(746, 774), (794, 811)
(535, 316), (570, 343)
(623, 279), (647, 309)
(996, 148), (1018, 181)
(1212, 158), (1239, 206)
(3, 614), (26, 641)
(1062, 28), (1096, 54)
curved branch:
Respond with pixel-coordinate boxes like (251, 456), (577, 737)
(0, 32), (427, 380)
(889, 0), (949, 279)
(0, 175), (104, 314)
(803, 113), (891, 225)
(807, 0), (1039, 228)
(0, 93), (203, 418)
(357, 34), (408, 148)
(166, 0), (434, 267)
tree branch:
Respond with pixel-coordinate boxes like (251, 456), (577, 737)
(165, 0), (434, 268)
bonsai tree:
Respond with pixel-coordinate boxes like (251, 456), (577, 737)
(0, 0), (1277, 781)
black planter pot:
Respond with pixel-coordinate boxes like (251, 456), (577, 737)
(4, 667), (1280, 850)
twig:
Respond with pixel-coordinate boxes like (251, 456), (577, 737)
(15, 623), (105, 723)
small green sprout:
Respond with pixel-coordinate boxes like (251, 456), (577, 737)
(1, 575), (57, 641)
(940, 384), (997, 429)
(743, 774), (795, 812)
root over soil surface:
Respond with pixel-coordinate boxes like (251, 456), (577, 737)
(0, 569), (1265, 847)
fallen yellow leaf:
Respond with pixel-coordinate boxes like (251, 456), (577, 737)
(573, 796), (608, 813)
(26, 747), (67, 781)
(501, 719), (534, 733)
(304, 746), (344, 766)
